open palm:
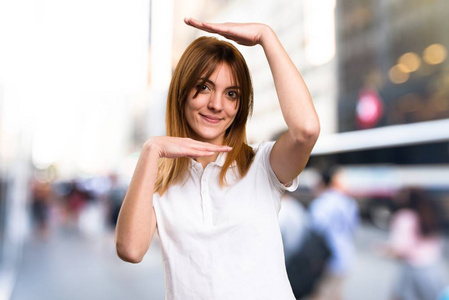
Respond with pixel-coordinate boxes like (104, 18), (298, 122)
(184, 18), (268, 47)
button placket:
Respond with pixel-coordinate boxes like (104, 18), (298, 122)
(200, 165), (213, 226)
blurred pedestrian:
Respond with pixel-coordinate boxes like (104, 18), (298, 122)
(279, 192), (309, 263)
(30, 178), (52, 239)
(308, 167), (359, 300)
(65, 180), (88, 227)
(382, 188), (447, 300)
(115, 18), (320, 299)
(282, 190), (331, 299)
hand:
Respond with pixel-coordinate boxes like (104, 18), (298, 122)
(145, 136), (232, 159)
(184, 17), (270, 47)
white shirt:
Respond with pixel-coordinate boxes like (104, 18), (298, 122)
(153, 142), (298, 300)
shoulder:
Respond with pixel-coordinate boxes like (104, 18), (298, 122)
(249, 141), (277, 173)
(252, 141), (275, 163)
(251, 141), (299, 193)
(244, 141), (273, 172)
(253, 141), (275, 153)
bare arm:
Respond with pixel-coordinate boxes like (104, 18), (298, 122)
(115, 137), (231, 263)
(115, 141), (158, 264)
(260, 26), (320, 184)
(185, 19), (320, 184)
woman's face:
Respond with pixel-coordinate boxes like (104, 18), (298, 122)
(185, 63), (240, 145)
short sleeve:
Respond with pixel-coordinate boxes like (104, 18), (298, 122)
(256, 141), (300, 194)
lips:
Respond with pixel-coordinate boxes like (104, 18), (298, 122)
(200, 113), (222, 124)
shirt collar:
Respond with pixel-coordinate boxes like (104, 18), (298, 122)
(215, 152), (226, 167)
(190, 152), (236, 169)
(214, 152), (238, 168)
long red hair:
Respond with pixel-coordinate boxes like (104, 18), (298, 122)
(155, 36), (255, 195)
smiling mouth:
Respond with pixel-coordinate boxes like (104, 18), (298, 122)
(200, 114), (222, 124)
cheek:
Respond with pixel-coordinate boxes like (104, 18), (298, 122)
(184, 101), (196, 126)
(185, 94), (200, 114)
(186, 92), (207, 111)
(225, 101), (239, 119)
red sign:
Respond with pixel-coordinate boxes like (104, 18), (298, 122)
(356, 89), (384, 129)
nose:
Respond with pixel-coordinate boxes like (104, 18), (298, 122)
(207, 91), (224, 112)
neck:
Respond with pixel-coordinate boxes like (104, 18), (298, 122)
(196, 153), (220, 168)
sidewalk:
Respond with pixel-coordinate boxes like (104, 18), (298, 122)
(10, 226), (165, 300)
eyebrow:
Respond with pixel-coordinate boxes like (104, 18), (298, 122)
(197, 78), (241, 90)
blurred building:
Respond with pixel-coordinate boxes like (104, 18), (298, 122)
(337, 0), (449, 133)
(311, 0), (449, 164)
(310, 0), (449, 229)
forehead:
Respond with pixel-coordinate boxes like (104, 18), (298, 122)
(200, 62), (238, 86)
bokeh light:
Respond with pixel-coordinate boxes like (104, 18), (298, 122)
(389, 64), (410, 84)
(398, 52), (421, 73)
(423, 43), (447, 65)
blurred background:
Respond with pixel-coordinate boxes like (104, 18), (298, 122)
(0, 0), (448, 299)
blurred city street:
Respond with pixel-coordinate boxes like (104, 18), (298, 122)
(11, 222), (447, 300)
(1, 1), (449, 300)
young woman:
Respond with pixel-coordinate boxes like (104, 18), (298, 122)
(115, 18), (320, 299)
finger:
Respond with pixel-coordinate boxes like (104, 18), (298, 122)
(206, 146), (233, 152)
(190, 143), (232, 153)
(166, 154), (213, 159)
(184, 138), (226, 148)
(186, 146), (232, 158)
(196, 25), (252, 46)
(187, 151), (216, 158)
(185, 18), (229, 35)
(201, 23), (234, 36)
(164, 149), (215, 159)
(184, 18), (209, 30)
(191, 140), (232, 151)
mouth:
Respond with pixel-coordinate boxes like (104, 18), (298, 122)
(200, 113), (222, 124)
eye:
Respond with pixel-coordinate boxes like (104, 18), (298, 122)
(196, 84), (210, 92)
(226, 90), (239, 100)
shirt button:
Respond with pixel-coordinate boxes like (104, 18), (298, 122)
(201, 190), (207, 194)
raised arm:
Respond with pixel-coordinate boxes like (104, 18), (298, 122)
(262, 27), (320, 184)
(115, 137), (231, 263)
(185, 19), (320, 184)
